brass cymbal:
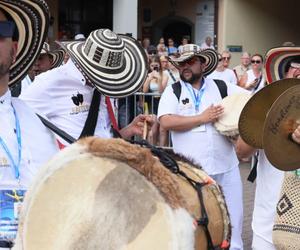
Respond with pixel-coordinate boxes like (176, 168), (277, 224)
(263, 85), (300, 171)
(238, 78), (300, 148)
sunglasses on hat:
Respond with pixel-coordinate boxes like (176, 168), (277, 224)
(0, 21), (15, 38)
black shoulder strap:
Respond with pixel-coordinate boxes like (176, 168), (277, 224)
(37, 114), (76, 144)
(79, 89), (101, 139)
(213, 79), (228, 99)
(172, 80), (228, 101)
(171, 81), (181, 101)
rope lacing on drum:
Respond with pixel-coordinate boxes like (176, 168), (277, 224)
(131, 139), (217, 250)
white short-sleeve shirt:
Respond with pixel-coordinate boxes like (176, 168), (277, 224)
(158, 78), (248, 175)
(20, 59), (113, 142)
(207, 68), (238, 85)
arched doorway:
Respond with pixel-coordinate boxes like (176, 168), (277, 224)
(152, 16), (193, 47)
(163, 22), (192, 47)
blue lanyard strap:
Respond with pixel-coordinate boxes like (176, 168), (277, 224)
(0, 104), (22, 181)
(184, 79), (205, 111)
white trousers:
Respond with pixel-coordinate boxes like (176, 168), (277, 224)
(252, 233), (276, 250)
(211, 167), (244, 250)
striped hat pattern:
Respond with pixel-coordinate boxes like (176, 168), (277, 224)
(0, 0), (50, 86)
(168, 44), (218, 76)
(265, 47), (300, 84)
(59, 29), (148, 98)
(41, 42), (65, 69)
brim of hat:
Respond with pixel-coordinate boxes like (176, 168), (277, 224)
(168, 48), (218, 76)
(0, 0), (50, 86)
(58, 35), (148, 98)
(49, 49), (65, 69)
(265, 47), (300, 84)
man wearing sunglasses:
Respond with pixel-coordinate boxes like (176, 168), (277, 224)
(0, 1), (59, 248)
(236, 48), (300, 250)
(207, 52), (238, 85)
(158, 44), (249, 250)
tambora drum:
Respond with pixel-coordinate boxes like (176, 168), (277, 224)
(214, 93), (251, 139)
(14, 137), (231, 250)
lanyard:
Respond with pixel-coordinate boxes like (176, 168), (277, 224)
(184, 79), (205, 112)
(0, 104), (22, 181)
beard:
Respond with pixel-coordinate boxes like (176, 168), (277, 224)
(0, 48), (14, 77)
(180, 69), (202, 85)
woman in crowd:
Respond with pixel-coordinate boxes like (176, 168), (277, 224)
(143, 55), (168, 145)
(239, 54), (265, 93)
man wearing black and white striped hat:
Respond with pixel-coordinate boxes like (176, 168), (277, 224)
(21, 29), (154, 147)
(0, 1), (59, 248)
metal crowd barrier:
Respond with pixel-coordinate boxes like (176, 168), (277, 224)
(117, 92), (172, 148)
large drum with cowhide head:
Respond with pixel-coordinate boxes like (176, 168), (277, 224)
(14, 137), (231, 250)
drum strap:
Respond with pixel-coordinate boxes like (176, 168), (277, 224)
(133, 140), (215, 249)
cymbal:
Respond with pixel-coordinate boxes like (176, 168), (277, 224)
(263, 85), (300, 171)
(238, 78), (300, 148)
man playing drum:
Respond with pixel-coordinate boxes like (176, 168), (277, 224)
(0, 1), (59, 248)
(158, 44), (248, 250)
(236, 47), (300, 250)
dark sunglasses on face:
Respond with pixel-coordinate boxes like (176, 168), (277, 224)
(178, 57), (200, 67)
(222, 56), (231, 60)
(0, 21), (15, 38)
(251, 60), (262, 64)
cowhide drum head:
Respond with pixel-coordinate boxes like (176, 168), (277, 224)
(215, 92), (252, 139)
(14, 138), (230, 250)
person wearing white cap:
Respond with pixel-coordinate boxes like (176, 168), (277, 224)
(21, 29), (154, 146)
(74, 33), (86, 41)
(0, 0), (58, 248)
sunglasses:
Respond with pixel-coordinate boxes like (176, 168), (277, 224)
(222, 56), (231, 60)
(0, 21), (15, 38)
(178, 57), (200, 66)
(251, 60), (262, 64)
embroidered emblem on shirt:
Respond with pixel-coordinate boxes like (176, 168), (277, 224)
(71, 92), (84, 106)
(70, 92), (89, 115)
(0, 100), (4, 104)
(182, 98), (190, 105)
(0, 157), (9, 167)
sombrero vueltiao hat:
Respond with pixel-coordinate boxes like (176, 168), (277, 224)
(265, 47), (300, 84)
(40, 42), (65, 69)
(59, 29), (148, 98)
(0, 0), (50, 86)
(168, 44), (218, 76)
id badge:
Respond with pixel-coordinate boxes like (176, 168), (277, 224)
(0, 190), (25, 240)
(192, 124), (206, 132)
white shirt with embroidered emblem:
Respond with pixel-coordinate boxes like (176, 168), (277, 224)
(157, 78), (248, 175)
(0, 90), (58, 240)
(20, 59), (114, 142)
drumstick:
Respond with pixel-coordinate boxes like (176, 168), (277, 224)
(143, 101), (149, 140)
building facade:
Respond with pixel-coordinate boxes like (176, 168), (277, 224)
(46, 0), (299, 66)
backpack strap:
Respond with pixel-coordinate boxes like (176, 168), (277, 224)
(213, 79), (228, 99)
(172, 79), (228, 102)
(171, 81), (181, 101)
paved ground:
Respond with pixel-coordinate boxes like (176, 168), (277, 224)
(240, 162), (256, 250)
